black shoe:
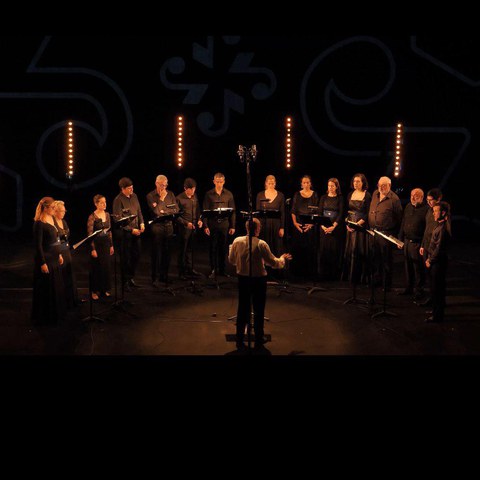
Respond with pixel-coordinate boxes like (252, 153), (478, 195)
(152, 280), (161, 288)
(124, 282), (132, 292)
(179, 275), (188, 281)
(397, 288), (413, 296)
(425, 310), (433, 315)
(190, 269), (203, 277)
(255, 335), (268, 345)
(425, 315), (441, 323)
(208, 270), (216, 279)
(129, 279), (141, 288)
(219, 272), (231, 278)
(413, 293), (424, 301)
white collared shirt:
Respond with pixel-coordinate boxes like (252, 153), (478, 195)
(228, 235), (285, 277)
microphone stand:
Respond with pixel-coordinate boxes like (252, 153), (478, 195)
(298, 208), (327, 295)
(370, 229), (402, 319)
(343, 220), (371, 306)
(204, 204), (233, 290)
(111, 214), (138, 317)
(71, 229), (106, 323)
(233, 144), (270, 353)
(186, 197), (203, 295)
(275, 198), (295, 296)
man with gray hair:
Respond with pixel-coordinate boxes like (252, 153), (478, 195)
(368, 176), (403, 290)
(397, 188), (428, 300)
(146, 175), (179, 287)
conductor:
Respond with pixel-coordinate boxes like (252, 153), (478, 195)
(228, 218), (292, 350)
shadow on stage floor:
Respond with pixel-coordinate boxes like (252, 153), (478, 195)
(1, 230), (480, 358)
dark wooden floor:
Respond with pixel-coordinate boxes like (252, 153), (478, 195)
(1, 229), (480, 357)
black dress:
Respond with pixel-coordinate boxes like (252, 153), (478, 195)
(318, 194), (345, 280)
(87, 212), (113, 294)
(31, 221), (67, 325)
(255, 190), (285, 257)
(290, 191), (319, 279)
(53, 217), (79, 308)
(342, 191), (371, 284)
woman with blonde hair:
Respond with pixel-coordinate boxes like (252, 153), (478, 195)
(255, 174), (285, 257)
(52, 200), (79, 307)
(31, 197), (67, 325)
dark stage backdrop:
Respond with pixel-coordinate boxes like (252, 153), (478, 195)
(0, 35), (477, 244)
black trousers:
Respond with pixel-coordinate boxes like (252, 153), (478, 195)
(177, 225), (194, 275)
(151, 222), (174, 281)
(236, 275), (267, 342)
(403, 240), (425, 293)
(371, 234), (393, 288)
(115, 230), (142, 283)
(209, 222), (229, 273)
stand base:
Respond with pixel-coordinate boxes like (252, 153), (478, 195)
(111, 300), (138, 318)
(268, 280), (295, 295)
(308, 285), (327, 295)
(371, 309), (397, 319)
(277, 285), (295, 295)
(186, 282), (203, 295)
(344, 296), (370, 305)
(158, 287), (177, 296)
(227, 313), (270, 322)
(205, 279), (231, 290)
(81, 315), (106, 323)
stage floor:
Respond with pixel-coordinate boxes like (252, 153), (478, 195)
(1, 233), (480, 357)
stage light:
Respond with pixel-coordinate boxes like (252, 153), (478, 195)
(66, 121), (74, 179)
(285, 116), (293, 169)
(176, 115), (184, 168)
(393, 122), (403, 178)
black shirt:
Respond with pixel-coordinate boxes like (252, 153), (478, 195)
(112, 192), (144, 231)
(427, 221), (450, 263)
(368, 190), (403, 233)
(146, 190), (179, 222)
(202, 188), (236, 229)
(176, 191), (201, 226)
(398, 202), (429, 243)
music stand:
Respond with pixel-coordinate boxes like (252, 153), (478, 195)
(371, 229), (404, 319)
(343, 220), (372, 306)
(149, 212), (182, 296)
(202, 207), (234, 290)
(111, 214), (138, 317)
(72, 229), (106, 323)
(298, 212), (330, 294)
(184, 199), (204, 296)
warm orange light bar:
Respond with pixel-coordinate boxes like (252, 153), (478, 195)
(177, 116), (184, 168)
(285, 116), (292, 169)
(67, 121), (74, 178)
(394, 122), (403, 178)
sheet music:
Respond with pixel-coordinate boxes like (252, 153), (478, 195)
(373, 229), (404, 248)
(72, 229), (104, 250)
(346, 219), (374, 236)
